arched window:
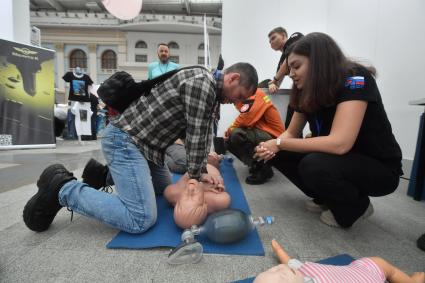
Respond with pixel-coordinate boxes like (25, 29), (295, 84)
(198, 43), (204, 50)
(168, 41), (179, 49)
(69, 49), (87, 69)
(101, 50), (117, 69)
(135, 41), (147, 48)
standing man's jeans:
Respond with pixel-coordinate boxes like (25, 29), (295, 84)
(58, 124), (171, 233)
(66, 108), (77, 139)
(91, 110), (97, 140)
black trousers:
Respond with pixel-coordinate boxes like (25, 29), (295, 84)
(91, 110), (97, 140)
(285, 105), (294, 129)
(227, 128), (272, 168)
(271, 151), (400, 227)
(54, 117), (65, 137)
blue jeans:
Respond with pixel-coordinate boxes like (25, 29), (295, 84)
(66, 109), (77, 139)
(59, 124), (172, 233)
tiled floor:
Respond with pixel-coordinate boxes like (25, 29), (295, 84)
(0, 140), (424, 282)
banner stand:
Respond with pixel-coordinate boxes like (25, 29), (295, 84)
(0, 144), (56, 150)
(0, 38), (56, 149)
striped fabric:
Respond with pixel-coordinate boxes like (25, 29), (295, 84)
(299, 258), (386, 283)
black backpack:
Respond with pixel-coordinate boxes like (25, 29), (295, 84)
(97, 66), (205, 113)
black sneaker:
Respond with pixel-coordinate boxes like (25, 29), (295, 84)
(213, 137), (227, 155)
(23, 164), (76, 232)
(82, 158), (110, 191)
(245, 164), (274, 185)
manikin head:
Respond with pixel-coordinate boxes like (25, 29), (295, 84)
(174, 179), (208, 229)
(157, 43), (170, 64)
(254, 264), (304, 283)
(74, 66), (82, 76)
(268, 27), (288, 51)
(220, 62), (258, 105)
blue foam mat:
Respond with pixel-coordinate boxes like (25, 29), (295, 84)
(232, 254), (355, 283)
(106, 159), (265, 256)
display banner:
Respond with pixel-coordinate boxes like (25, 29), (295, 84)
(0, 38), (55, 149)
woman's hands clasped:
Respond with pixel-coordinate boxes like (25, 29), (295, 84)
(253, 139), (280, 162)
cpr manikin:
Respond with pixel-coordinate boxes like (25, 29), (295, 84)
(164, 153), (230, 229)
(164, 153), (274, 265)
(254, 239), (425, 283)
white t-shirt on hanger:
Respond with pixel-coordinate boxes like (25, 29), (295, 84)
(71, 102), (92, 136)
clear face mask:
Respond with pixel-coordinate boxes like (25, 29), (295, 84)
(167, 238), (203, 265)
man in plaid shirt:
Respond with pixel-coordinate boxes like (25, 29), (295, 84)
(23, 63), (258, 234)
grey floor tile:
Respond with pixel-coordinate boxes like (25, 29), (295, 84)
(0, 142), (424, 282)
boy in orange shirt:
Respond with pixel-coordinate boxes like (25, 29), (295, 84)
(225, 88), (284, 184)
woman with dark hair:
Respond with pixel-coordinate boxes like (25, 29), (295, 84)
(254, 32), (403, 228)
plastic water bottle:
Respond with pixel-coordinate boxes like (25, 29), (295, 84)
(220, 154), (234, 163)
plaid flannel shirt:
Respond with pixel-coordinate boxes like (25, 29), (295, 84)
(111, 67), (221, 179)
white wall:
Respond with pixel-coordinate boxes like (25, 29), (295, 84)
(222, 0), (425, 160)
(0, 0), (16, 41)
(13, 0), (30, 44)
(0, 0), (30, 44)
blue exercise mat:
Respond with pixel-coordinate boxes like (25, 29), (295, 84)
(106, 159), (265, 256)
(232, 254), (355, 283)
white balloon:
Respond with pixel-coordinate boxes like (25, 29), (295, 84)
(102, 0), (143, 20)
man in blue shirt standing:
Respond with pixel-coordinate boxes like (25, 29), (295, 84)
(149, 43), (181, 172)
(148, 43), (180, 79)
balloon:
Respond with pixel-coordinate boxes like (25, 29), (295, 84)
(102, 0), (142, 20)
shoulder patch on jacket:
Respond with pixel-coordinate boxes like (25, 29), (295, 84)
(262, 95), (271, 103)
(345, 76), (365, 90)
(239, 99), (254, 113)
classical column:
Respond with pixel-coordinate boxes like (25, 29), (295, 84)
(55, 42), (65, 92)
(117, 43), (126, 69)
(88, 43), (97, 84)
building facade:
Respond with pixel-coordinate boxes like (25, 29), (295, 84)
(32, 12), (222, 103)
